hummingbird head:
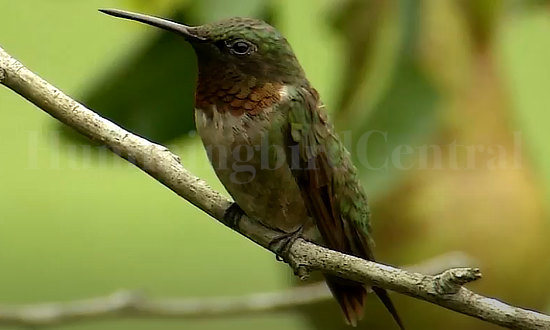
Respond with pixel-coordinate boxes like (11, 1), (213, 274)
(100, 9), (312, 115)
(99, 9), (306, 85)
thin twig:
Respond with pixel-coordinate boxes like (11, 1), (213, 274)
(0, 285), (328, 327)
(0, 252), (472, 327)
(1, 46), (549, 330)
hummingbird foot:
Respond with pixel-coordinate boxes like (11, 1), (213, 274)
(269, 226), (303, 263)
(223, 203), (245, 229)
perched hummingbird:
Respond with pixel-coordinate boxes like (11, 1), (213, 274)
(100, 9), (403, 328)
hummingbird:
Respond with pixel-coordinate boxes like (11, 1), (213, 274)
(100, 9), (403, 328)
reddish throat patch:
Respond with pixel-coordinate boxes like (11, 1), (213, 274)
(195, 78), (283, 116)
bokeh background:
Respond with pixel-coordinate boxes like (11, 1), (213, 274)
(1, 0), (550, 329)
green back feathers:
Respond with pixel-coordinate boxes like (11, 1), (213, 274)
(286, 85), (373, 253)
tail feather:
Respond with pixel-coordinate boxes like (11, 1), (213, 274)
(372, 286), (405, 330)
(325, 275), (366, 327)
(325, 275), (404, 329)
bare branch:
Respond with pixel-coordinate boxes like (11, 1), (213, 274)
(0, 252), (473, 327)
(1, 46), (549, 330)
(0, 285), (328, 327)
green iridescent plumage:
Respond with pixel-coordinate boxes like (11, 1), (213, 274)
(287, 85), (374, 252)
(100, 9), (403, 329)
(285, 85), (403, 327)
(192, 17), (306, 85)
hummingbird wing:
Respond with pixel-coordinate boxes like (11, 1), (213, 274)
(286, 86), (404, 329)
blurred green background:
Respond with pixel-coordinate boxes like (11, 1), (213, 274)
(1, 0), (550, 329)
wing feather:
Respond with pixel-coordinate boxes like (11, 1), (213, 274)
(285, 86), (403, 329)
(286, 86), (372, 257)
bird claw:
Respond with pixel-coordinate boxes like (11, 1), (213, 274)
(223, 203), (244, 229)
(269, 227), (303, 263)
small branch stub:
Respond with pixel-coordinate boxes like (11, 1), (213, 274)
(435, 268), (483, 295)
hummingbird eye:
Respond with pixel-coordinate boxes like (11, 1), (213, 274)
(229, 40), (255, 56)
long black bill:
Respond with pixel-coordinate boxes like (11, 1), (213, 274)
(99, 8), (205, 41)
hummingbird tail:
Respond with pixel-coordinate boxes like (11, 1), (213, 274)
(325, 275), (405, 329)
(372, 286), (405, 330)
(324, 275), (367, 327)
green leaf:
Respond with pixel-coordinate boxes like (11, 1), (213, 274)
(272, 0), (346, 110)
(499, 9), (550, 198)
(355, 58), (440, 197)
(334, 0), (440, 197)
(334, 0), (403, 128)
